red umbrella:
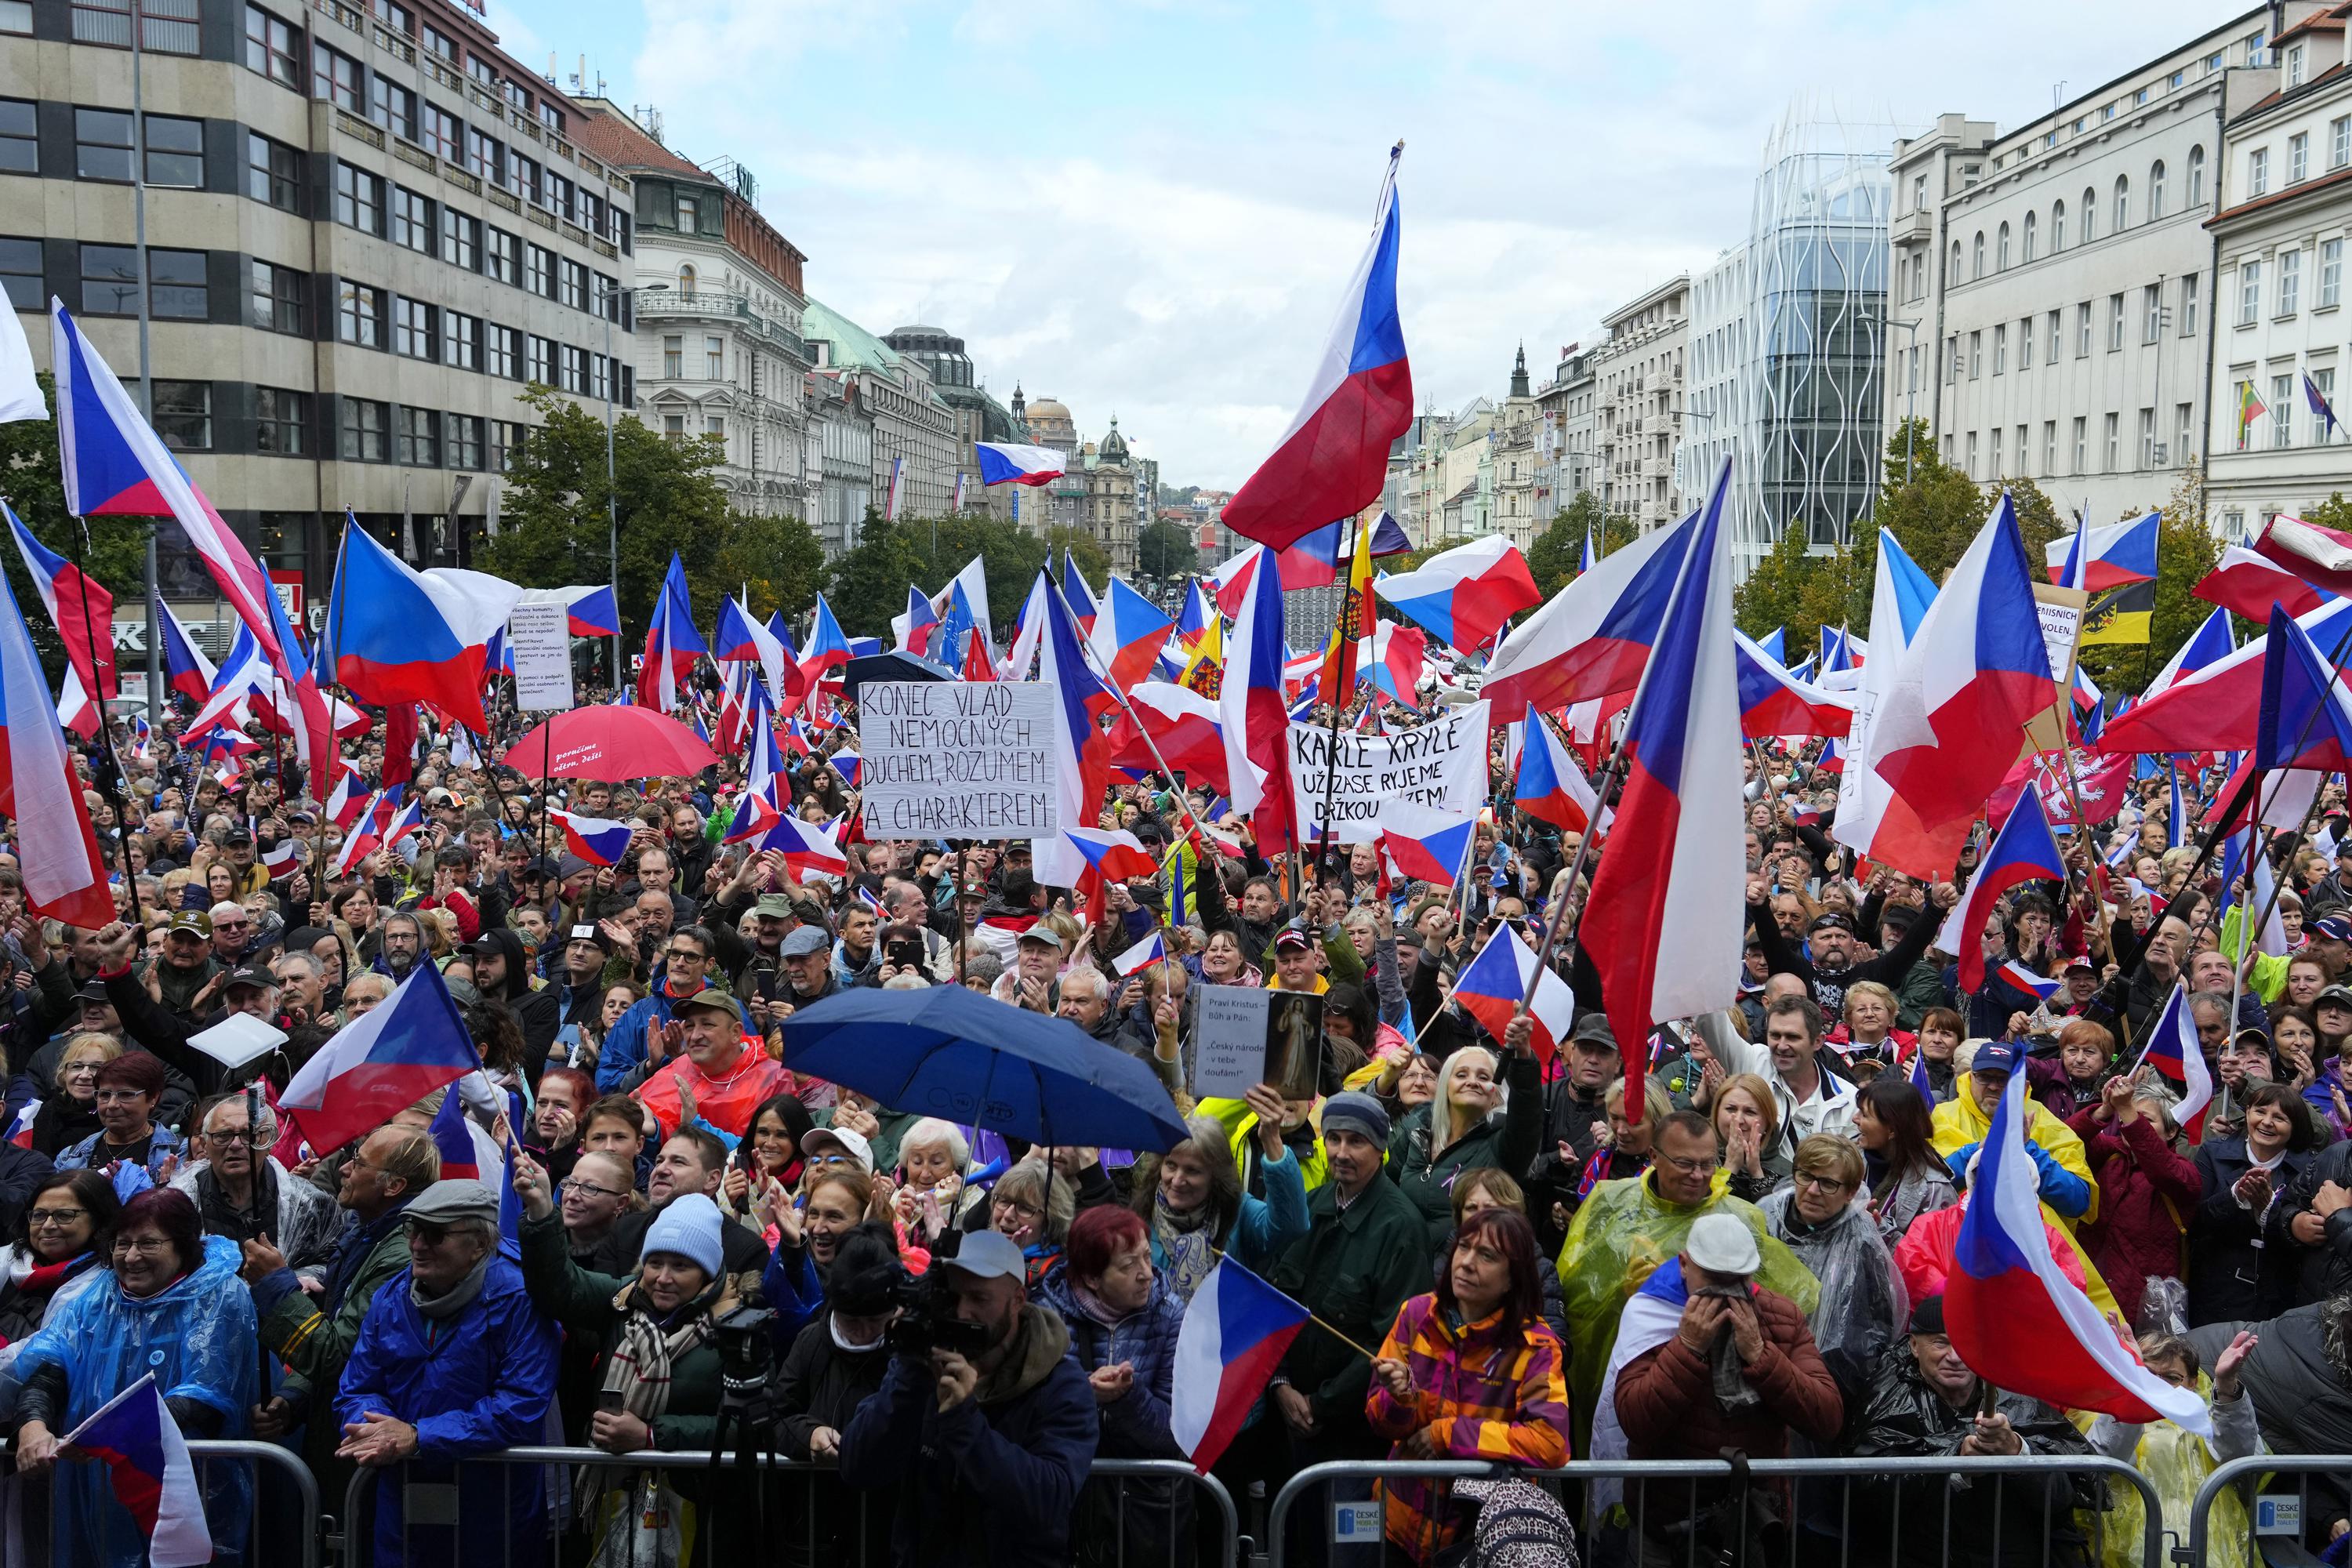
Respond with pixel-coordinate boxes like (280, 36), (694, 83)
(499, 706), (720, 780)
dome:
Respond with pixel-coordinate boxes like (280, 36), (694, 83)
(1025, 397), (1072, 423)
(1098, 416), (1129, 461)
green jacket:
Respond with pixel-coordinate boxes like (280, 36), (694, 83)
(1385, 1048), (1543, 1243)
(256, 1208), (412, 1503)
(1891, 955), (1949, 1031)
(517, 1211), (728, 1451)
(1271, 1173), (1428, 1431)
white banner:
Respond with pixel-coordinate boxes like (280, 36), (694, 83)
(857, 681), (1059, 840)
(506, 601), (574, 712)
(1287, 699), (1491, 844)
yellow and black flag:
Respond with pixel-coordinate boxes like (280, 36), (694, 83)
(2079, 579), (2155, 646)
(1318, 518), (1377, 702)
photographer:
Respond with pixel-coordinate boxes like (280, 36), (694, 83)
(838, 1229), (1097, 1567)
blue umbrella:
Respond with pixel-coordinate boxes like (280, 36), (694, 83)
(779, 983), (1189, 1152)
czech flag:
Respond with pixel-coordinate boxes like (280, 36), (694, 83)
(2042, 512), (2160, 589)
(1516, 706), (1610, 835)
(798, 593), (854, 695)
(1938, 790), (2067, 994)
(1732, 630), (1852, 740)
(2100, 596), (2352, 757)
(534, 583), (621, 638)
(1947, 1068), (2214, 1433)
(1220, 146), (1411, 550)
(3, 499), (115, 736)
(975, 441), (1065, 486)
(2254, 603), (2352, 772)
(324, 760), (368, 829)
(550, 806), (636, 868)
(1369, 510), (1411, 557)
(1273, 520), (1350, 590)
(1451, 920), (1577, 1063)
(1479, 506), (1698, 716)
(0, 548), (114, 928)
(1169, 1256), (1311, 1473)
(260, 838), (300, 880)
(155, 595), (216, 705)
(2252, 512), (2352, 598)
(426, 1084), (481, 1181)
(2194, 544), (2332, 623)
(1357, 621), (1427, 707)
(1221, 526), (1298, 852)
(1994, 961), (2063, 1003)
(753, 813), (848, 880)
(1377, 800), (1476, 886)
(2142, 606), (2235, 702)
(1063, 551), (1102, 637)
(634, 553), (707, 713)
(1063, 826), (1159, 881)
(1106, 681), (1229, 791)
(1580, 460), (1744, 1109)
(1028, 568), (1116, 890)
(1091, 575), (1177, 693)
(2139, 982), (2215, 1142)
(714, 593), (793, 710)
(1112, 931), (1168, 977)
(1374, 535), (1540, 653)
(323, 519), (521, 731)
(278, 960), (478, 1156)
(59, 1373), (212, 1568)
(891, 583), (940, 656)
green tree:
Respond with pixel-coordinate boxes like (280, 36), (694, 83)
(1733, 525), (1871, 662)
(823, 514), (931, 637)
(713, 510), (826, 629)
(1873, 416), (1991, 583)
(1526, 492), (1610, 597)
(1138, 517), (1194, 581)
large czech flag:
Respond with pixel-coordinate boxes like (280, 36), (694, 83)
(279, 960), (478, 1156)
(1948, 1068), (2213, 1433)
(1936, 789), (2067, 993)
(1579, 460), (1743, 1110)
(1091, 575), (1176, 694)
(324, 518), (521, 731)
(1376, 799), (1477, 886)
(2, 499), (114, 737)
(1106, 681), (1229, 790)
(1220, 529), (1298, 852)
(975, 441), (1065, 486)
(1220, 147), (1411, 550)
(2252, 511), (2352, 597)
(1479, 507), (1698, 717)
(2194, 543), (2332, 623)
(155, 595), (216, 705)
(634, 553), (708, 713)
(2100, 595), (2352, 757)
(1450, 920), (1578, 1064)
(1170, 1256), (1310, 1473)
(61, 1373), (212, 1568)
(2042, 511), (2159, 589)
(550, 807), (637, 868)
(1733, 630), (1851, 740)
(1374, 534), (1540, 653)
(1516, 706), (1610, 835)
(2254, 601), (2352, 772)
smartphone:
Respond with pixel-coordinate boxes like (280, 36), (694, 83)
(888, 938), (924, 969)
(597, 1389), (625, 1414)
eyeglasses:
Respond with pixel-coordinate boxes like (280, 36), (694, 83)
(1656, 1152), (1716, 1176)
(27, 1207), (88, 1227)
(1793, 1171), (1857, 1194)
(111, 1235), (173, 1256)
(992, 1196), (1043, 1218)
(93, 1090), (151, 1105)
(203, 1129), (268, 1147)
(559, 1179), (628, 1200)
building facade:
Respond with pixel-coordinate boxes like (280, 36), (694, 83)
(800, 297), (956, 553)
(1594, 274), (1691, 530)
(879, 324), (1020, 523)
(1532, 343), (1598, 524)
(2206, 4), (2352, 539)
(1491, 346), (1541, 549)
(575, 101), (810, 523)
(1889, 11), (2294, 528)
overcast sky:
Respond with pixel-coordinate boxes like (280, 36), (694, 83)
(494, 0), (2234, 488)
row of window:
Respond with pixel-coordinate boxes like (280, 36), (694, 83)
(1952, 408), (2196, 480)
(1933, 153), (2207, 298)
(2235, 241), (2350, 325)
(1931, 276), (2205, 388)
(133, 375), (526, 473)
(2244, 116), (2352, 201)
(332, 165), (620, 322)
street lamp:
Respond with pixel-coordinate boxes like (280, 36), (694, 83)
(596, 279), (662, 682)
(1888, 317), (1925, 486)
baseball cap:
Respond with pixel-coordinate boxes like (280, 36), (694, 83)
(224, 827), (252, 848)
(1970, 1038), (2025, 1078)
(1272, 924), (1315, 953)
(1018, 924), (1067, 953)
(1684, 1213), (1762, 1276)
(754, 893), (796, 920)
(167, 910), (212, 938)
(75, 979), (111, 1005)
(939, 1229), (1027, 1283)
(781, 927), (831, 958)
(222, 964), (277, 993)
(1568, 1014), (1616, 1051)
(673, 990), (744, 1028)
(800, 1125), (873, 1171)
(2314, 914), (2352, 944)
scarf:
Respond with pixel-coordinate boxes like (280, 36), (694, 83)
(1069, 1278), (1131, 1330)
(4, 1248), (96, 1308)
(1152, 1191), (1218, 1301)
(413, 1252), (492, 1319)
(829, 1313), (887, 1354)
(577, 1276), (734, 1520)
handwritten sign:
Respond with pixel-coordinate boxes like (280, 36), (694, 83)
(1192, 985), (1324, 1102)
(506, 601), (574, 712)
(857, 681), (1058, 840)
(1287, 699), (1491, 844)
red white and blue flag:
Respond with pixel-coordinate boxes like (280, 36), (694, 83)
(1112, 931), (1168, 978)
(2140, 606), (2235, 703)
(975, 441), (1065, 486)
(1063, 551), (1101, 637)
(2102, 594), (2352, 757)
(1220, 146), (1411, 550)
(1451, 920), (1577, 1063)
(279, 960), (478, 1156)
(1356, 621), (1426, 707)
(1170, 1255), (1311, 1473)
(714, 593), (793, 709)
(324, 518), (521, 731)
(1479, 506), (1698, 716)
(797, 593), (854, 699)
(512, 583), (619, 638)
(634, 553), (707, 713)
(2254, 602), (2352, 772)
(0, 544), (114, 928)
(1515, 706), (1610, 835)
(891, 583), (941, 657)
(1028, 569), (1116, 889)
(1376, 800), (1476, 886)
(1091, 575), (1177, 693)
(1994, 960), (2063, 1003)
(550, 807), (637, 868)
(1938, 791), (2067, 994)
(1105, 681), (1229, 792)
(1374, 534), (1540, 653)
(1579, 460), (1744, 1110)
(1948, 1068), (2212, 1432)
(1733, 630), (1852, 740)
(1062, 826), (1159, 882)
(3, 499), (114, 737)
(2194, 543), (2332, 623)
(1221, 527), (1298, 852)
(2137, 982), (2215, 1142)
(155, 594), (216, 705)
(2042, 512), (2160, 590)
(750, 813), (849, 880)
(60, 1372), (212, 1567)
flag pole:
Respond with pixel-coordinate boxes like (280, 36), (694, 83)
(58, 510), (145, 932)
(1311, 518), (1361, 888)
(1513, 724), (1628, 1024)
(1209, 1246), (1381, 1360)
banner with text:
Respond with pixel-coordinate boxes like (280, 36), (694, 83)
(858, 681), (1060, 840)
(1287, 699), (1491, 844)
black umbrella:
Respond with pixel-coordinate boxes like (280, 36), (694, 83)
(840, 649), (954, 703)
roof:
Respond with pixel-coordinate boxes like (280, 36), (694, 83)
(572, 103), (709, 183)
(2273, 2), (2351, 49)
(800, 299), (901, 372)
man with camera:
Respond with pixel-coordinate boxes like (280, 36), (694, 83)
(839, 1228), (1096, 1566)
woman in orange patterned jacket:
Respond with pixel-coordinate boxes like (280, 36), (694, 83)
(1366, 1206), (1573, 1563)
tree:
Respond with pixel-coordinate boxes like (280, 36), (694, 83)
(1733, 526), (1871, 662)
(713, 510), (826, 629)
(2076, 465), (2223, 691)
(1873, 417), (1990, 583)
(1526, 492), (1612, 597)
(1138, 518), (1194, 581)
(823, 514), (931, 637)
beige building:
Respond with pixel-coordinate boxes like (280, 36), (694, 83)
(1492, 345), (1541, 549)
(1594, 274), (1691, 530)
(1533, 343), (1599, 521)
(2, 0), (637, 630)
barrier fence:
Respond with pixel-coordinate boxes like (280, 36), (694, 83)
(2187, 1455), (2352, 1568)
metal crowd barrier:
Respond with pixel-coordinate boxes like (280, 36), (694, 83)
(1266, 1454), (2167, 1568)
(2187, 1454), (2352, 1567)
(339, 1444), (1243, 1568)
(0, 1437), (324, 1568)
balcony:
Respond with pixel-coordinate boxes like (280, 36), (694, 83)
(1891, 208), (1933, 247)
(638, 291), (810, 362)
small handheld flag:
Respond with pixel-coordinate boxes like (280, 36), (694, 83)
(61, 1371), (214, 1568)
(2136, 982), (2214, 1142)
(1112, 931), (1168, 978)
(1169, 1255), (1311, 1473)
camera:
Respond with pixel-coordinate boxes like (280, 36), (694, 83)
(884, 1271), (994, 1362)
(710, 1304), (776, 1388)
(887, 936), (926, 970)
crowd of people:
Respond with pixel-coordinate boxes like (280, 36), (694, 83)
(0, 684), (2342, 1568)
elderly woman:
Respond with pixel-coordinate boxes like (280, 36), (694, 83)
(29, 1033), (116, 1159)
(1035, 1205), (1190, 1568)
(1831, 980), (1914, 1067)
(1388, 1022), (1543, 1243)
(891, 1116), (983, 1242)
(10, 1189), (256, 1568)
(759, 1167), (881, 1345)
(0, 1170), (120, 1356)
(988, 1156), (1076, 1287)
(1760, 1134), (1908, 1405)
(53, 1051), (185, 1184)
(1130, 1085), (1308, 1301)
(2070, 1074), (2202, 1326)
(512, 1155), (738, 1555)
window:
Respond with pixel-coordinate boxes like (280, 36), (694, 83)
(2274, 374), (2295, 448)
(596, 274), (622, 321)
(510, 153), (539, 206)
(2023, 211), (2037, 261)
(526, 335), (553, 383)
(2076, 302), (2092, 357)
(423, 23), (456, 59)
(2176, 403), (2194, 466)
(1948, 240), (1962, 280)
(1993, 323), (2006, 374)
(2082, 188), (2096, 241)
(335, 165), (383, 235)
(391, 296), (434, 358)
(1997, 223), (2010, 270)
(2181, 272), (2201, 334)
(2240, 260), (2263, 325)
(2138, 408), (2156, 466)
(312, 43), (360, 112)
(706, 336), (725, 379)
(368, 78), (414, 142)
(245, 5), (299, 86)
(487, 324), (520, 378)
(2282, 250), (2304, 316)
(2053, 200), (2066, 251)
(677, 195), (699, 234)
(2337, 118), (2352, 171)
(336, 281), (384, 347)
(247, 132), (300, 211)
(252, 387), (305, 454)
(395, 406), (438, 466)
(2250, 147), (2270, 198)
(2043, 421), (2057, 472)
(2047, 310), (2061, 362)
(249, 260), (303, 333)
(2108, 293), (2125, 350)
(149, 380), (209, 448)
(2072, 416), (2086, 473)
(421, 105), (460, 163)
(1965, 431), (1978, 477)
(80, 244), (204, 317)
(2291, 42), (2307, 86)
(2292, 132), (2310, 185)
(2327, 241), (2344, 309)
(74, 108), (133, 182)
(440, 210), (477, 271)
(467, 129), (502, 186)
(339, 398), (387, 461)
(2150, 161), (2166, 220)
(447, 414), (484, 470)
(2114, 176), (2129, 231)
(0, 99), (35, 177)
(590, 354), (611, 401)
(548, 172), (575, 223)
(2019, 316), (2034, 370)
(1945, 334), (1958, 383)
(2189, 146), (2206, 205)
(1972, 230), (1985, 278)
(389, 186), (431, 253)
(524, 244), (554, 299)
(143, 114), (202, 187)
(1990, 426), (2003, 474)
(491, 419), (524, 472)
(485, 227), (517, 286)
(559, 258), (587, 312)
(0, 238), (39, 309)
(441, 310), (479, 369)
(558, 344), (586, 394)
(2143, 285), (2163, 343)
(74, 0), (198, 51)
(2316, 372), (2338, 444)
(2104, 412), (2120, 471)
(662, 335), (682, 378)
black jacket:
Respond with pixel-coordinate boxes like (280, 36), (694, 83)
(2276, 1134), (2352, 1308)
(2189, 1138), (2310, 1326)
(0, 1139), (55, 1236)
(1748, 898), (1940, 1017)
(776, 1308), (892, 1459)
(2190, 1303), (2352, 1458)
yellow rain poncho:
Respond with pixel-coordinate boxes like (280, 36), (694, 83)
(2075, 1373), (2257, 1568)
(1932, 1071), (2102, 1225)
(1555, 1167), (1820, 1453)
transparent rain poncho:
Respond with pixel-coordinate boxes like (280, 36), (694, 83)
(13, 1235), (256, 1568)
(1759, 1189), (1910, 1385)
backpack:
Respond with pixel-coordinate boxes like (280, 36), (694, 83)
(1446, 1478), (1579, 1568)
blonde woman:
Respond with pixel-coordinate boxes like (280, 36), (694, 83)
(1388, 1029), (1542, 1243)
(31, 1033), (122, 1158)
(1712, 1071), (1789, 1201)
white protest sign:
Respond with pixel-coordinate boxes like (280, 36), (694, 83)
(1192, 984), (1272, 1102)
(857, 681), (1059, 840)
(187, 1011), (289, 1072)
(506, 601), (574, 712)
(1287, 699), (1492, 844)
